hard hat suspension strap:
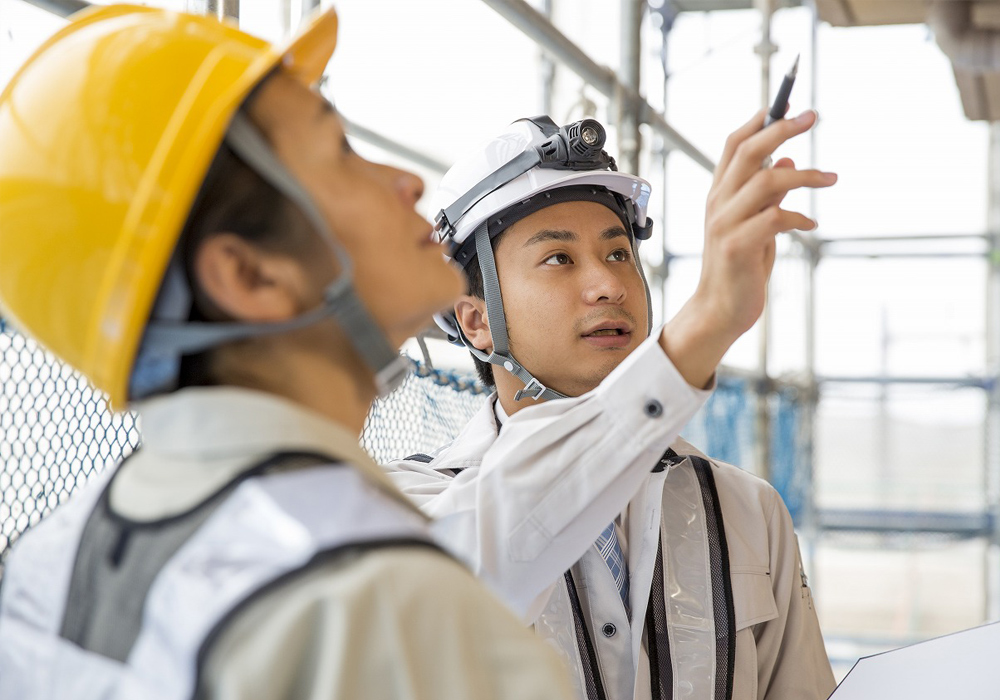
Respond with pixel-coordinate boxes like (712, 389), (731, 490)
(470, 221), (566, 402)
(140, 113), (410, 398)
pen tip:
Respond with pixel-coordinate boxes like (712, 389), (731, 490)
(790, 54), (800, 77)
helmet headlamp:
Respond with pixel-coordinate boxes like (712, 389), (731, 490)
(435, 116), (617, 241)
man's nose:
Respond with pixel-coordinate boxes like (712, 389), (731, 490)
(582, 261), (627, 305)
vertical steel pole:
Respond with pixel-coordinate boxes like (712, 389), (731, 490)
(753, 0), (776, 480)
(203, 0), (238, 21)
(222, 0), (239, 21)
(985, 123), (1000, 621)
(540, 0), (556, 117)
(801, 0), (821, 593)
(618, 0), (643, 177)
(658, 10), (674, 322)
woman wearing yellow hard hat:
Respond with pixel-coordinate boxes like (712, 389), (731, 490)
(0, 5), (572, 699)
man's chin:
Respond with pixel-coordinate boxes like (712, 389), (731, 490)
(567, 355), (632, 396)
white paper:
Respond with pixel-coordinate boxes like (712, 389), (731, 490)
(829, 621), (1000, 699)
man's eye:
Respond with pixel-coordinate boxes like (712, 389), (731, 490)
(543, 253), (571, 265)
(608, 249), (630, 262)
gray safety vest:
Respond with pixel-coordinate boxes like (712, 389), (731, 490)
(534, 450), (736, 700)
(0, 452), (440, 700)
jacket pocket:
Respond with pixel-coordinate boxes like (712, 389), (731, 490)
(731, 570), (778, 700)
(731, 569), (779, 631)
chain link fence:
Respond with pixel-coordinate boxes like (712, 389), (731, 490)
(0, 323), (141, 573)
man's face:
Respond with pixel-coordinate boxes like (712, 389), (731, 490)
(246, 72), (462, 346)
(491, 200), (649, 396)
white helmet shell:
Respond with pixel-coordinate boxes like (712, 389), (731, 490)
(432, 119), (653, 256)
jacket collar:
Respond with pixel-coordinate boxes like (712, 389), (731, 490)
(427, 393), (503, 472)
(113, 386), (419, 520)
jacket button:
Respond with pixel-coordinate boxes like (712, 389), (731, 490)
(643, 400), (663, 418)
(602, 623), (616, 637)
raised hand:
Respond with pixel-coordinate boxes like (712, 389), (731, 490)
(660, 109), (837, 389)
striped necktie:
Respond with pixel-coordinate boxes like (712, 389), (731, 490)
(595, 522), (630, 615)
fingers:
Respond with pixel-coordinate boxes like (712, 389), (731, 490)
(714, 166), (836, 231)
(714, 110), (818, 201)
(713, 109), (767, 186)
(746, 205), (818, 237)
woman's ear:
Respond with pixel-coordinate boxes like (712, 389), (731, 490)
(454, 295), (492, 353)
(192, 233), (309, 322)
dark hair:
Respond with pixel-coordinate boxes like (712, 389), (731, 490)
(175, 136), (317, 389)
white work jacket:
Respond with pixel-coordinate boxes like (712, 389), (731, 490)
(387, 333), (835, 700)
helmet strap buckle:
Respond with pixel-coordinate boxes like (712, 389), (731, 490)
(513, 376), (549, 402)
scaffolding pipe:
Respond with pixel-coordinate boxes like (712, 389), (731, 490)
(205, 0), (239, 20)
(540, 0), (556, 116)
(618, 0), (643, 176)
(818, 375), (992, 388)
(480, 0), (715, 173)
(817, 251), (988, 260)
(821, 233), (990, 244)
(753, 0), (776, 481)
(801, 1), (821, 590)
(340, 118), (449, 175)
(655, 5), (677, 321)
(20, 0), (86, 17)
(985, 123), (1000, 620)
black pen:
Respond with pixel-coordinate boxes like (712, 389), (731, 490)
(762, 54), (799, 168)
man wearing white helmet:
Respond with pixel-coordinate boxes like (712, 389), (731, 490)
(387, 112), (838, 700)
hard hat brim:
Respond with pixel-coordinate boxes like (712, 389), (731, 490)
(281, 7), (339, 84)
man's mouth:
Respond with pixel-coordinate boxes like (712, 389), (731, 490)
(585, 329), (625, 337)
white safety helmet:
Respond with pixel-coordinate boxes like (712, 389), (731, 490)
(432, 116), (654, 401)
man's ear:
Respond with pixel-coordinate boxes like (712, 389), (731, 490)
(193, 233), (309, 322)
(454, 295), (492, 353)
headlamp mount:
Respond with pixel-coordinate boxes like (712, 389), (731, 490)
(435, 116), (618, 245)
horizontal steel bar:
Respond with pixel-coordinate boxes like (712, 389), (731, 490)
(819, 375), (992, 388)
(341, 118), (449, 175)
(818, 508), (995, 537)
(821, 233), (990, 244)
(19, 0), (87, 17)
(670, 0), (802, 10)
(821, 251), (986, 260)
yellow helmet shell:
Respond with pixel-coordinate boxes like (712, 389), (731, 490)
(0, 5), (338, 409)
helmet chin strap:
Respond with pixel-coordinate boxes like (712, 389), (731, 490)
(467, 221), (567, 402)
(139, 112), (410, 398)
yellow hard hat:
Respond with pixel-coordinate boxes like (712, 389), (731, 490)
(0, 4), (338, 409)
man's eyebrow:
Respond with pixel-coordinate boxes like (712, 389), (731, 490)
(523, 229), (577, 247)
(601, 226), (629, 241)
